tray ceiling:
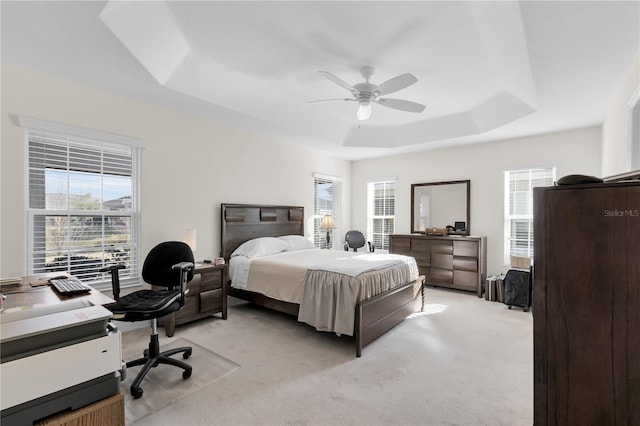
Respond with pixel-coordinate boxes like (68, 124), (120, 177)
(2, 1), (638, 160)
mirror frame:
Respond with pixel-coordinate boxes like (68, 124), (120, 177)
(411, 180), (471, 235)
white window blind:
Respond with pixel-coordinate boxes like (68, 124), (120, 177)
(313, 174), (341, 249)
(23, 118), (143, 289)
(504, 167), (556, 264)
(367, 180), (395, 252)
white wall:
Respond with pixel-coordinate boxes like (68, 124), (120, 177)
(602, 52), (640, 176)
(0, 62), (607, 282)
(0, 64), (351, 279)
(351, 127), (602, 275)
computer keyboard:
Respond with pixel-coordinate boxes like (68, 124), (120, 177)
(49, 277), (92, 295)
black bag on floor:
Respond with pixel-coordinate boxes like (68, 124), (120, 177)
(503, 268), (531, 312)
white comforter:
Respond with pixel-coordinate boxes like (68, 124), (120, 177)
(229, 249), (419, 336)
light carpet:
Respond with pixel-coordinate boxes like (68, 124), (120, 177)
(126, 287), (533, 425)
(120, 332), (240, 424)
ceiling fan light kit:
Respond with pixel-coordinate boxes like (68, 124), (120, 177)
(357, 102), (372, 121)
(314, 66), (426, 121)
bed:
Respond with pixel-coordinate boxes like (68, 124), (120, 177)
(221, 203), (425, 357)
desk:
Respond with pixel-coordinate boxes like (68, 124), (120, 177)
(1, 273), (123, 426)
(35, 391), (124, 426)
(2, 273), (114, 311)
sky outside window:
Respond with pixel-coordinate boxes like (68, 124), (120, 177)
(45, 169), (131, 207)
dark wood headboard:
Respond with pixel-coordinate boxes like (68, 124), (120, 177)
(220, 204), (305, 260)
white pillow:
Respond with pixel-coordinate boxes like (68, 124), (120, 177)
(231, 237), (289, 259)
(278, 235), (317, 251)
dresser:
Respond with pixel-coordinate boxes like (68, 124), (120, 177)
(389, 234), (486, 295)
(156, 263), (227, 336)
(533, 180), (639, 425)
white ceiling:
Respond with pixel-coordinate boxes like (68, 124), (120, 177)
(2, 1), (639, 160)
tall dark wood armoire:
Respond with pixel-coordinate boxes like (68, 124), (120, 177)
(533, 180), (640, 425)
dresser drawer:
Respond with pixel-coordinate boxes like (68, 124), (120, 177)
(414, 256), (430, 270)
(391, 237), (411, 250)
(453, 240), (478, 257)
(415, 264), (429, 277)
(390, 237), (411, 255)
(200, 288), (223, 313)
(175, 295), (199, 319)
(411, 238), (429, 251)
(200, 271), (222, 291)
(429, 268), (453, 284)
(453, 256), (478, 272)
(453, 270), (478, 290)
(186, 275), (202, 294)
(430, 240), (453, 254)
(393, 247), (412, 256)
(431, 253), (453, 269)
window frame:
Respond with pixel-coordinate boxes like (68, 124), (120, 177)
(21, 116), (145, 291)
(313, 173), (342, 249)
(367, 179), (396, 252)
(503, 167), (556, 265)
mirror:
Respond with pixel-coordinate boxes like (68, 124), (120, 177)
(411, 180), (470, 235)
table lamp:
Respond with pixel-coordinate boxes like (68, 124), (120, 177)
(320, 214), (336, 248)
(181, 228), (197, 259)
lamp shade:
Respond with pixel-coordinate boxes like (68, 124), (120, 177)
(181, 228), (197, 252)
(320, 214), (337, 230)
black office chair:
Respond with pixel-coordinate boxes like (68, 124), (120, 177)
(343, 230), (375, 252)
(100, 241), (195, 399)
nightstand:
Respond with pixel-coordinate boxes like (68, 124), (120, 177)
(157, 262), (227, 337)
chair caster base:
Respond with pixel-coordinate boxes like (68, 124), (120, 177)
(131, 386), (143, 399)
(183, 367), (192, 379)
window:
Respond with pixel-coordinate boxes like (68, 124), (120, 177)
(22, 117), (144, 289)
(504, 168), (556, 264)
(313, 173), (341, 249)
(367, 180), (395, 252)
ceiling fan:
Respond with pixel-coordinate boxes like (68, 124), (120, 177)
(311, 66), (425, 121)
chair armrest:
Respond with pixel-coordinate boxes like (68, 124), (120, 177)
(99, 264), (126, 299)
(172, 262), (194, 271)
(99, 264), (126, 273)
(172, 262), (194, 305)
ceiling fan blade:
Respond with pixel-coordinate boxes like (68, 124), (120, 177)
(318, 71), (358, 94)
(376, 98), (425, 113)
(308, 98), (354, 103)
(375, 73), (418, 96)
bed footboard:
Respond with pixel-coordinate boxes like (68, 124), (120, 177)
(354, 276), (425, 357)
(227, 276), (425, 358)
